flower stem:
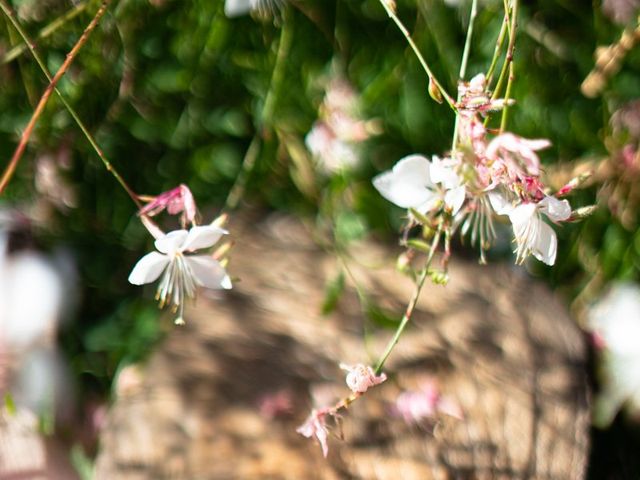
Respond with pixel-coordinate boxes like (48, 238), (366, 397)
(451, 0), (479, 153)
(377, 0), (456, 110)
(485, 13), (509, 86)
(374, 223), (443, 375)
(499, 0), (518, 133)
(0, 0), (141, 207)
(224, 6), (293, 210)
(1, 0), (89, 65)
(0, 0), (120, 198)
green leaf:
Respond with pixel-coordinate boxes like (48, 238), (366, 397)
(322, 270), (346, 315)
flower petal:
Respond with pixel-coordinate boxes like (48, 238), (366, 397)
(444, 185), (466, 215)
(488, 190), (513, 216)
(373, 154), (435, 209)
(128, 252), (170, 285)
(530, 220), (557, 265)
(185, 255), (232, 289)
(538, 196), (571, 222)
(224, 0), (253, 17)
(155, 230), (188, 255)
(182, 225), (227, 252)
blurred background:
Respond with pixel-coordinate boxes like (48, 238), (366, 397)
(0, 0), (640, 477)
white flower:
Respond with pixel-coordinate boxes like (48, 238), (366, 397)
(128, 225), (231, 324)
(224, 0), (283, 17)
(373, 155), (465, 216)
(588, 283), (640, 426)
(491, 194), (570, 266)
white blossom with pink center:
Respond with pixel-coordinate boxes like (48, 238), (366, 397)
(128, 225), (231, 324)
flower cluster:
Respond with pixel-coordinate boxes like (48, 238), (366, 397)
(306, 77), (379, 174)
(374, 74), (579, 266)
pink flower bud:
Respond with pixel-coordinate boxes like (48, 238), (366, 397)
(340, 363), (387, 394)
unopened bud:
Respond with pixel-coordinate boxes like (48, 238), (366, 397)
(213, 240), (233, 261)
(429, 269), (449, 285)
(396, 252), (412, 273)
(568, 205), (597, 222)
(406, 239), (432, 253)
(211, 213), (229, 229)
(557, 171), (592, 197)
(382, 0), (397, 13)
(428, 77), (443, 104)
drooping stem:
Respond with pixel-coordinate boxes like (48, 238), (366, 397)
(377, 0), (456, 110)
(0, 1), (115, 196)
(224, 6), (294, 210)
(1, 0), (89, 65)
(451, 0), (479, 153)
(374, 222), (443, 375)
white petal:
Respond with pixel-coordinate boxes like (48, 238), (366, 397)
(224, 0), (253, 17)
(373, 155), (435, 209)
(155, 230), (188, 255)
(488, 190), (513, 216)
(182, 225), (227, 252)
(538, 196), (571, 222)
(128, 252), (170, 285)
(444, 185), (466, 215)
(430, 156), (460, 189)
(185, 256), (232, 289)
(531, 220), (557, 265)
(508, 202), (537, 230)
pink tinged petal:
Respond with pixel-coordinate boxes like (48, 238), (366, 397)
(184, 256), (232, 289)
(341, 363), (387, 394)
(297, 411), (329, 457)
(140, 215), (165, 240)
(155, 230), (188, 255)
(128, 252), (170, 285)
(373, 155), (436, 209)
(538, 196), (571, 222)
(182, 225), (227, 252)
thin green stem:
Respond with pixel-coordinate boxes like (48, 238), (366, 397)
(224, 6), (293, 210)
(451, 0), (479, 153)
(1, 0), (89, 65)
(485, 13), (509, 85)
(374, 223), (443, 375)
(0, 0), (141, 207)
(499, 0), (518, 133)
(0, 0), (114, 195)
(378, 0), (456, 110)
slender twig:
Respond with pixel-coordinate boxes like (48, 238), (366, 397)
(1, 0), (89, 65)
(499, 0), (518, 133)
(485, 13), (509, 86)
(377, 0), (456, 110)
(0, 0), (141, 207)
(224, 5), (293, 210)
(0, 1), (113, 195)
(374, 222), (443, 375)
(451, 0), (479, 153)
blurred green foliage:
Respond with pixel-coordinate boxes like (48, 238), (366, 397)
(0, 0), (639, 422)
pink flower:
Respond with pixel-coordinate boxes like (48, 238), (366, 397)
(297, 409), (330, 457)
(486, 133), (550, 178)
(139, 184), (197, 227)
(394, 380), (463, 425)
(258, 388), (294, 419)
(339, 363), (387, 394)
